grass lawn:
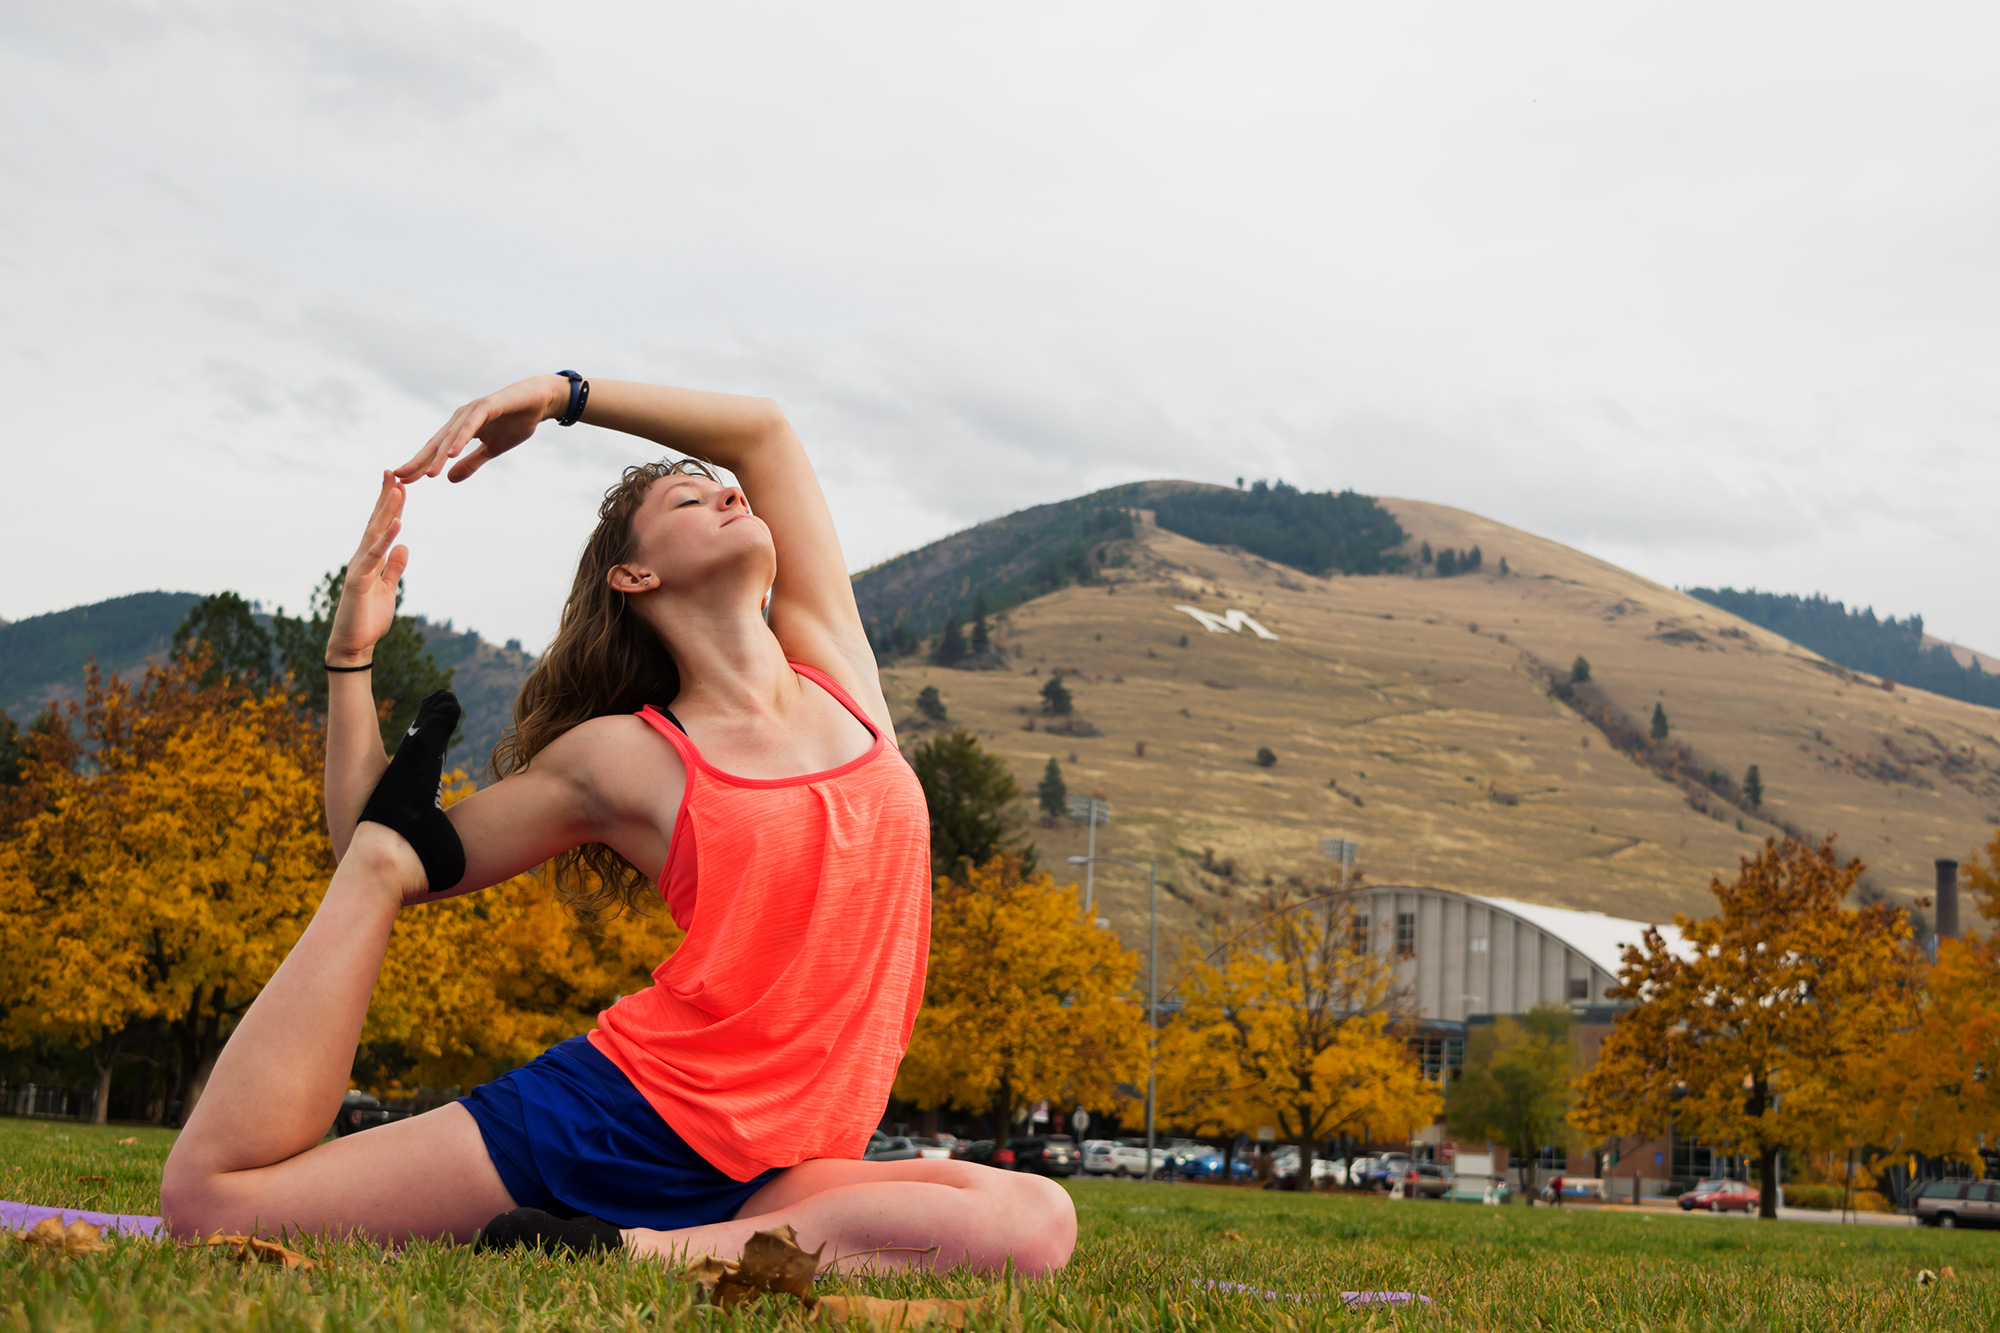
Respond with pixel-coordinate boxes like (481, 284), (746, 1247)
(3, 1118), (1994, 1330)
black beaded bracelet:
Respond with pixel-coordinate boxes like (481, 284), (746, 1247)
(323, 661), (373, 673)
(556, 369), (589, 427)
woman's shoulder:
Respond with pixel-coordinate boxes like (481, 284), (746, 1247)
(529, 712), (690, 790)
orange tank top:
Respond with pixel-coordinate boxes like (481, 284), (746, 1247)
(588, 663), (932, 1182)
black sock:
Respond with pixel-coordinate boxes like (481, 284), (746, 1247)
(357, 689), (465, 894)
(475, 1208), (624, 1256)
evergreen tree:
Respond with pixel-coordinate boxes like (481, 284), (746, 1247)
(1040, 674), (1073, 716)
(1419, 540), (1433, 565)
(916, 685), (947, 723)
(970, 592), (990, 656)
(1651, 702), (1670, 743)
(933, 618), (967, 666)
(1467, 545), (1483, 573)
(1498, 556), (1510, 576)
(0, 709), (22, 790)
(173, 592), (273, 689)
(910, 729), (1032, 879)
(1744, 764), (1764, 807)
(1570, 656), (1591, 685)
(1435, 548), (1458, 577)
(1037, 757), (1067, 820)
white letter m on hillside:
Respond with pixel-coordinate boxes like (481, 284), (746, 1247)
(1174, 605), (1278, 640)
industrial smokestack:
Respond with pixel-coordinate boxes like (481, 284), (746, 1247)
(1935, 859), (1961, 942)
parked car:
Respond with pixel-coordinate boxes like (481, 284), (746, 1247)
(330, 1090), (409, 1137)
(865, 1133), (922, 1162)
(1397, 1163), (1452, 1199)
(1677, 1178), (1759, 1213)
(1180, 1148), (1257, 1182)
(951, 1139), (1017, 1169)
(1356, 1155), (1413, 1191)
(1093, 1140), (1169, 1177)
(1080, 1139), (1120, 1174)
(907, 1136), (958, 1160)
(1268, 1147), (1345, 1185)
(1008, 1135), (1079, 1177)
(1912, 1179), (1999, 1228)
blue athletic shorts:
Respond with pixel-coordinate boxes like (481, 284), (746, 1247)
(459, 1035), (779, 1230)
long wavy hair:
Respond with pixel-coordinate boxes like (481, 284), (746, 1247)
(492, 457), (718, 918)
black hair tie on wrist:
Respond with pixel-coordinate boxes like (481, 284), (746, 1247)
(556, 369), (589, 427)
(323, 661), (373, 673)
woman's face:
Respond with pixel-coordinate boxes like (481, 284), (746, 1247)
(620, 472), (775, 600)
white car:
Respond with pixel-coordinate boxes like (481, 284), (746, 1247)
(1269, 1146), (1346, 1185)
(1091, 1140), (1169, 1178)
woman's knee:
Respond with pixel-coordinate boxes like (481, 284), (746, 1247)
(999, 1172), (1076, 1275)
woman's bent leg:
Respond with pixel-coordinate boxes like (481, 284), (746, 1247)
(620, 1159), (1075, 1276)
(160, 826), (515, 1243)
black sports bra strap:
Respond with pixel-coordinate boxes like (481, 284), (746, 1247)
(658, 706), (688, 736)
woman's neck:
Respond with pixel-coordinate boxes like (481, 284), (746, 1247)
(639, 596), (793, 717)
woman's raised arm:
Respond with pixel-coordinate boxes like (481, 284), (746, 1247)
(395, 375), (878, 703)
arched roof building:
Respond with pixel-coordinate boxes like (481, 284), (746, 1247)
(1353, 885), (1685, 1025)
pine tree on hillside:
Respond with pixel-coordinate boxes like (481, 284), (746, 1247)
(916, 686), (948, 723)
(934, 618), (967, 665)
(1420, 540), (1433, 564)
(1436, 549), (1459, 577)
(970, 592), (990, 656)
(1651, 702), (1670, 743)
(1744, 764), (1764, 807)
(173, 592), (274, 689)
(1041, 674), (1074, 717)
(1571, 656), (1592, 685)
(1467, 546), (1483, 573)
(1038, 757), (1068, 821)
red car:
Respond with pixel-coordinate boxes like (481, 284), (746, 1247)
(1678, 1178), (1759, 1213)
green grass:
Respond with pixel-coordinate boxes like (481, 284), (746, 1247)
(2, 1118), (1994, 1330)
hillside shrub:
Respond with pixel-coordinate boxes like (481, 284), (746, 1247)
(1040, 675), (1073, 716)
(916, 686), (947, 722)
(1255, 747), (1277, 768)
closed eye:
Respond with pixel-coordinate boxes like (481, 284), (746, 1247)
(677, 496), (701, 508)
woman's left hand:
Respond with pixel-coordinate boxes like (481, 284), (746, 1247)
(396, 374), (569, 483)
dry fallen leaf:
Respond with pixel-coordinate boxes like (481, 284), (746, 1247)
(815, 1295), (991, 1330)
(687, 1225), (824, 1309)
(204, 1233), (316, 1271)
(1940, 1266), (1956, 1280)
(17, 1217), (109, 1257)
(1218, 1230), (1246, 1242)
(115, 1137), (138, 1146)
(76, 1175), (108, 1184)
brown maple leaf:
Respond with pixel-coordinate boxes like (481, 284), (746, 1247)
(203, 1233), (316, 1270)
(17, 1217), (109, 1256)
(686, 1224), (825, 1309)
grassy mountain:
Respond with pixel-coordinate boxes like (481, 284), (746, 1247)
(851, 480), (1410, 657)
(874, 498), (2000, 948)
(0, 592), (532, 776)
(1688, 587), (2000, 711)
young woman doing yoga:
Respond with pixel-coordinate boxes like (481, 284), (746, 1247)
(159, 375), (1076, 1271)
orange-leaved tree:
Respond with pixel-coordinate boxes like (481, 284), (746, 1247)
(0, 656), (329, 1122)
(1156, 890), (1438, 1183)
(362, 775), (685, 1090)
(1572, 835), (1914, 1219)
(894, 854), (1144, 1136)
(1850, 831), (2000, 1172)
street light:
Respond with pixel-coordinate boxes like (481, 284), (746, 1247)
(1067, 795), (1112, 913)
(1070, 852), (1157, 1181)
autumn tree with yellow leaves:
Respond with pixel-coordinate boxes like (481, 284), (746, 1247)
(1849, 832), (2000, 1173)
(0, 654), (682, 1122)
(894, 854), (1145, 1136)
(1155, 891), (1439, 1183)
(1573, 836), (1914, 1220)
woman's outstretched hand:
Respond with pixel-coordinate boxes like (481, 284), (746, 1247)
(326, 472), (410, 667)
(396, 374), (569, 484)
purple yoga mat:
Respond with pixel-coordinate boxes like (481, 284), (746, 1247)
(2, 1199), (163, 1239)
(1202, 1279), (1431, 1306)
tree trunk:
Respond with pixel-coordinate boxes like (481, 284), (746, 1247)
(1518, 1146), (1539, 1206)
(90, 1055), (114, 1126)
(1758, 1144), (1781, 1220)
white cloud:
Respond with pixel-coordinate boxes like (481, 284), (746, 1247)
(2, 1), (1998, 653)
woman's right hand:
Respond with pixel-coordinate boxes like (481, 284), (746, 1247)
(326, 472), (410, 667)
(395, 374), (569, 485)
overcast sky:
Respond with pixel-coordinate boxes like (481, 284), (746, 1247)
(4, 2), (1996, 653)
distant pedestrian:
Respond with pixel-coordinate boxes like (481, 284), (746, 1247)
(1550, 1174), (1566, 1208)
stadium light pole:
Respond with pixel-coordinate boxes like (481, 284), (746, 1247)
(1070, 853), (1156, 1180)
